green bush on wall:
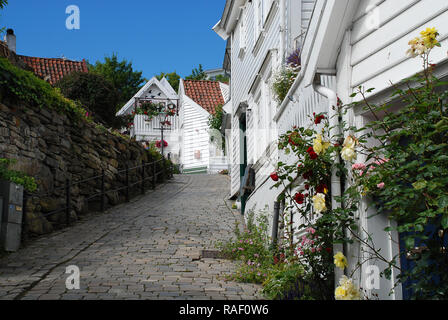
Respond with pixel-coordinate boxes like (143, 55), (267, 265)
(0, 158), (37, 192)
(0, 57), (88, 120)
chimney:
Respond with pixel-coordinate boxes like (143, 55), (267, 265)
(5, 29), (16, 53)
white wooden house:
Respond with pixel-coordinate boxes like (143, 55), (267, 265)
(178, 79), (230, 174)
(116, 77), (181, 163)
(214, 0), (448, 300)
(213, 0), (316, 210)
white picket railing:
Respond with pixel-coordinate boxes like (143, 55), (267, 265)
(132, 114), (180, 137)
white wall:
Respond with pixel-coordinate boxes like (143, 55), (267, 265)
(350, 0), (448, 98)
(181, 95), (211, 170)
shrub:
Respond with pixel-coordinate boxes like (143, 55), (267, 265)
(0, 58), (87, 120)
(55, 72), (122, 128)
(0, 158), (37, 192)
(271, 65), (299, 105)
(262, 263), (309, 300)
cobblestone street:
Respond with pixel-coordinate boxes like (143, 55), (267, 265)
(0, 174), (263, 300)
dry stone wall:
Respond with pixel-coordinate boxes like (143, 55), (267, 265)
(0, 101), (163, 236)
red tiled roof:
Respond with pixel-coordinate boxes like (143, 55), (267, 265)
(17, 55), (89, 85)
(183, 80), (225, 115)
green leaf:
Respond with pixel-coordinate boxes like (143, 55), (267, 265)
(441, 214), (448, 230)
(412, 180), (427, 190)
(438, 196), (448, 209)
(405, 237), (415, 250)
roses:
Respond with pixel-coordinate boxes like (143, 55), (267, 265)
(288, 131), (301, 146)
(335, 276), (361, 300)
(270, 172), (279, 181)
(307, 147), (318, 160)
(341, 136), (357, 162)
(314, 113), (325, 125)
(333, 251), (348, 270)
(312, 193), (327, 213)
(407, 27), (440, 57)
(313, 134), (330, 155)
(294, 192), (305, 204)
(316, 183), (328, 194)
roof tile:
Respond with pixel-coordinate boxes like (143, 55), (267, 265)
(17, 55), (89, 85)
(183, 80), (225, 115)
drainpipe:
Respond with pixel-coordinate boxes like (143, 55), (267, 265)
(312, 74), (345, 287)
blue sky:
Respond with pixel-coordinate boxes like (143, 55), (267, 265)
(1, 1), (227, 79)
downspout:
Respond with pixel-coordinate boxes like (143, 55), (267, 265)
(312, 74), (345, 287)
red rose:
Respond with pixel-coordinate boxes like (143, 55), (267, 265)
(325, 247), (332, 254)
(307, 147), (314, 154)
(303, 170), (313, 180)
(314, 114), (325, 125)
(294, 192), (305, 204)
(305, 184), (310, 190)
(288, 132), (301, 146)
(316, 183), (328, 194)
(310, 152), (318, 160)
(270, 172), (279, 182)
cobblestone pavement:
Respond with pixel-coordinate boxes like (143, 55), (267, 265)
(0, 174), (263, 300)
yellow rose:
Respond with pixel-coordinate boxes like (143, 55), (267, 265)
(420, 27), (439, 49)
(313, 134), (330, 155)
(335, 276), (361, 300)
(334, 251), (348, 270)
(335, 286), (347, 300)
(312, 193), (327, 214)
(341, 136), (357, 162)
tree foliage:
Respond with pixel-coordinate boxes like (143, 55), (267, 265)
(185, 64), (207, 81)
(89, 54), (145, 110)
(155, 71), (180, 93)
(0, 0), (7, 35)
(55, 72), (122, 128)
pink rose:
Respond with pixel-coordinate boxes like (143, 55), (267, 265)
(377, 182), (385, 189)
(352, 163), (367, 171)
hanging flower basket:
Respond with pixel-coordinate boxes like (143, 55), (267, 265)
(155, 140), (168, 148)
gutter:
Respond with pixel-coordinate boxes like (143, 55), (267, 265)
(312, 73), (345, 286)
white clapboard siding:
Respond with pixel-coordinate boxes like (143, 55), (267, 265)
(350, 0), (448, 95)
(230, 0), (280, 198)
(231, 1), (280, 114)
(276, 75), (336, 166)
(228, 0), (318, 198)
(301, 0), (315, 32)
(230, 114), (241, 197)
(181, 96), (211, 170)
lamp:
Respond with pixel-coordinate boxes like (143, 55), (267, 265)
(157, 105), (168, 157)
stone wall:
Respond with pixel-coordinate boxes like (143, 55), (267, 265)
(0, 101), (166, 236)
